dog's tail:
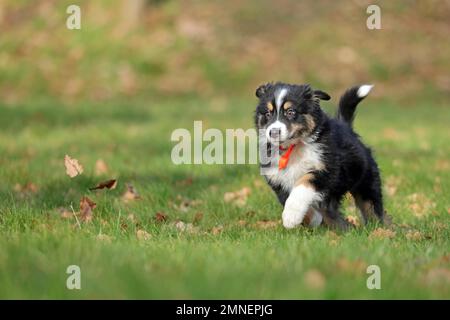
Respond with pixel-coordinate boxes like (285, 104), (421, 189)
(336, 84), (373, 127)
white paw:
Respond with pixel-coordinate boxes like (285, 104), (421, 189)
(282, 206), (304, 229)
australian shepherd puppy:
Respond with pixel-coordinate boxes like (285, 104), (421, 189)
(254, 82), (386, 230)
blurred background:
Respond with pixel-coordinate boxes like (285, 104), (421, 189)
(1, 0), (449, 105)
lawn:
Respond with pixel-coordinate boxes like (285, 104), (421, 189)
(0, 97), (448, 299)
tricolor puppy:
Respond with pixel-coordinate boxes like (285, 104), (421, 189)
(255, 82), (385, 230)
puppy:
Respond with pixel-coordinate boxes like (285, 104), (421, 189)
(254, 82), (385, 230)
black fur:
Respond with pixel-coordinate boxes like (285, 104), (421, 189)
(336, 86), (366, 127)
(254, 82), (385, 230)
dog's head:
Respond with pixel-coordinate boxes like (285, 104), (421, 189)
(254, 82), (330, 146)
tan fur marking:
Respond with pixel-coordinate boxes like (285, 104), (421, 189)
(354, 196), (376, 224)
(283, 101), (293, 110)
(304, 114), (316, 132)
(302, 208), (314, 226)
(267, 102), (274, 111)
(295, 173), (315, 189)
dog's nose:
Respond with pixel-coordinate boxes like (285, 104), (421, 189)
(269, 128), (281, 139)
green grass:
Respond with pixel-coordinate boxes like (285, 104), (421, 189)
(0, 97), (449, 299)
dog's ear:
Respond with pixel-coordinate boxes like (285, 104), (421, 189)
(314, 89), (331, 101)
(255, 83), (271, 98)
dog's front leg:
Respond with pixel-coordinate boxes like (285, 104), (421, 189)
(282, 174), (322, 229)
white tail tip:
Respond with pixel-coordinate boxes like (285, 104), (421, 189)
(357, 84), (374, 98)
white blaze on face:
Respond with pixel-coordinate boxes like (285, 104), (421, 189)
(275, 87), (288, 114)
(266, 87), (289, 143)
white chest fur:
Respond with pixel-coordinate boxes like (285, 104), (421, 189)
(266, 142), (324, 192)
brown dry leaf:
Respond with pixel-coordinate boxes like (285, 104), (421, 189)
(434, 159), (450, 171)
(224, 187), (251, 207)
(405, 230), (424, 241)
(122, 183), (141, 202)
(175, 177), (193, 187)
(253, 179), (264, 188)
(237, 219), (247, 227)
(155, 212), (168, 222)
(369, 227), (396, 240)
(58, 207), (73, 219)
(89, 179), (117, 191)
(211, 225), (224, 235)
(382, 128), (404, 141)
(64, 155), (83, 178)
(79, 196), (96, 222)
(127, 213), (137, 223)
(136, 229), (152, 241)
(193, 212), (204, 224)
(95, 159), (109, 176)
(423, 268), (450, 286)
(336, 258), (366, 274)
(304, 269), (326, 290)
(384, 176), (401, 197)
(407, 193), (436, 218)
(96, 234), (112, 243)
(328, 231), (341, 246)
(171, 196), (203, 212)
(14, 182), (39, 194)
(346, 215), (360, 227)
(174, 221), (198, 234)
(253, 220), (279, 230)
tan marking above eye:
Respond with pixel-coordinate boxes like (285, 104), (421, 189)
(267, 102), (274, 111)
(283, 101), (293, 110)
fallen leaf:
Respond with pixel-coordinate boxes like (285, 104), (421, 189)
(95, 159), (109, 176)
(253, 179), (264, 187)
(407, 193), (436, 218)
(346, 215), (360, 227)
(89, 179), (117, 191)
(171, 196), (203, 212)
(423, 268), (450, 286)
(304, 269), (326, 290)
(253, 220), (279, 229)
(79, 196), (96, 222)
(382, 128), (404, 141)
(211, 225), (224, 235)
(155, 212), (168, 222)
(96, 234), (112, 243)
(224, 187), (251, 207)
(384, 176), (401, 196)
(175, 177), (193, 187)
(434, 159), (450, 171)
(58, 207), (73, 219)
(122, 183), (141, 202)
(173, 221), (198, 233)
(127, 213), (137, 223)
(193, 212), (203, 224)
(328, 231), (341, 246)
(369, 227), (396, 240)
(14, 182), (38, 193)
(136, 229), (151, 241)
(336, 258), (366, 274)
(64, 155), (83, 178)
(405, 230), (424, 241)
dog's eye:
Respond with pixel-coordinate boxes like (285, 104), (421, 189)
(286, 109), (296, 118)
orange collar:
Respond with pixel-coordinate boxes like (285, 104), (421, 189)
(278, 142), (302, 170)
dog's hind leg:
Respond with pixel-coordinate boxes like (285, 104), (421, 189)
(351, 165), (385, 225)
(321, 198), (352, 231)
